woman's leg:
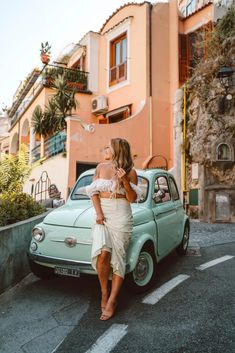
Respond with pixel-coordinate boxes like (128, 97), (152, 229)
(96, 250), (111, 310)
(100, 273), (123, 320)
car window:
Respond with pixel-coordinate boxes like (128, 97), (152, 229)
(71, 175), (93, 200)
(71, 174), (148, 202)
(136, 176), (148, 203)
(154, 175), (171, 203)
(169, 177), (180, 201)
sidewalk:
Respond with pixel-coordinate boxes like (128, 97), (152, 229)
(189, 220), (235, 248)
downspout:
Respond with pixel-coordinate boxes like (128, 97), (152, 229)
(182, 83), (187, 193)
(149, 3), (153, 156)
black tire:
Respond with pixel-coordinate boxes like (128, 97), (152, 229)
(176, 223), (190, 256)
(125, 244), (157, 294)
(29, 259), (55, 279)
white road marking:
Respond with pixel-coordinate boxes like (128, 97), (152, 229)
(85, 324), (128, 353)
(142, 274), (190, 305)
(50, 337), (66, 353)
(196, 255), (234, 271)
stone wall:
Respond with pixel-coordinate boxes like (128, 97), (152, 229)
(0, 211), (49, 294)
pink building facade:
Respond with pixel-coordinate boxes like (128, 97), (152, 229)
(3, 0), (231, 201)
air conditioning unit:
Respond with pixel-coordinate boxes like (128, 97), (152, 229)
(91, 95), (108, 115)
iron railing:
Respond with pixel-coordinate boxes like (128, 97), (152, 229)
(31, 131), (67, 163)
(42, 64), (89, 91)
(44, 131), (67, 159)
(31, 144), (41, 163)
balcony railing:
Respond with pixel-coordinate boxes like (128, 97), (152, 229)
(44, 131), (67, 159)
(43, 65), (89, 92)
(31, 144), (41, 163)
(31, 131), (66, 163)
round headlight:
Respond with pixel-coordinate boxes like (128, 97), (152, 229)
(32, 227), (45, 242)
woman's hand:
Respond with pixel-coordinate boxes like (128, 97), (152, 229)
(116, 168), (127, 181)
(96, 212), (105, 225)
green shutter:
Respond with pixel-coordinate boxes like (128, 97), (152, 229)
(189, 189), (198, 206)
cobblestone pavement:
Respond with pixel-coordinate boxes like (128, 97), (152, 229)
(189, 220), (235, 248)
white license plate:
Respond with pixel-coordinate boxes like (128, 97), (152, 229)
(54, 266), (80, 277)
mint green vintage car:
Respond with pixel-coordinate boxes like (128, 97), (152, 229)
(28, 169), (190, 293)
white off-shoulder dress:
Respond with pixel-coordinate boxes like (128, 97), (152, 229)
(86, 178), (142, 279)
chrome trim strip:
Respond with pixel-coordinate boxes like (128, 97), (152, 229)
(50, 239), (92, 245)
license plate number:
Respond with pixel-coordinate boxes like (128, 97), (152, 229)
(54, 266), (80, 277)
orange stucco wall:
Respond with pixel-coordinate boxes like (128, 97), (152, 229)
(98, 3), (149, 114)
(66, 99), (150, 189)
(151, 2), (171, 167)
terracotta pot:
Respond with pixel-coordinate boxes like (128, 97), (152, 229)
(40, 53), (50, 64)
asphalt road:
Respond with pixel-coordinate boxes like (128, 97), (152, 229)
(0, 221), (234, 353)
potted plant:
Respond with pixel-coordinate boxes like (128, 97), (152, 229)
(40, 41), (51, 65)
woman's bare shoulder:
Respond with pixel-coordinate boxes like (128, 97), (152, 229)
(95, 162), (112, 178)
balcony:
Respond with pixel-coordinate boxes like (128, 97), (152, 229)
(31, 131), (66, 163)
(42, 65), (89, 92)
(9, 65), (90, 127)
(9, 69), (41, 125)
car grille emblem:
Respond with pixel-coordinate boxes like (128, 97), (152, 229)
(64, 237), (77, 247)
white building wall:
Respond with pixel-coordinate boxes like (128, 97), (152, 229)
(23, 155), (69, 201)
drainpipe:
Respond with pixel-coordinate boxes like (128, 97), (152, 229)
(182, 84), (187, 195)
(149, 3), (153, 156)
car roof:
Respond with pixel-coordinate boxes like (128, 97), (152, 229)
(78, 168), (173, 179)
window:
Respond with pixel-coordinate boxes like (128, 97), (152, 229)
(179, 22), (212, 82)
(216, 143), (231, 161)
(169, 177), (180, 201)
(186, 0), (197, 16)
(110, 33), (127, 86)
(136, 177), (149, 203)
(154, 176), (171, 203)
(105, 105), (131, 124)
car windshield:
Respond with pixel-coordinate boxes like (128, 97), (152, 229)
(70, 174), (149, 203)
(71, 174), (93, 200)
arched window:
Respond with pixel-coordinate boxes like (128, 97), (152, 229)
(216, 143), (231, 161)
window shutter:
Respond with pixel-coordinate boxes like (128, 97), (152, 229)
(179, 34), (188, 83)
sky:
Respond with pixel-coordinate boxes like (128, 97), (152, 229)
(0, 0), (161, 112)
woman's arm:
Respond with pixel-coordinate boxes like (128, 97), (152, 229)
(91, 164), (105, 224)
(117, 168), (138, 203)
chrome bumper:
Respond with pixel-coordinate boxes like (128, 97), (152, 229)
(27, 252), (93, 271)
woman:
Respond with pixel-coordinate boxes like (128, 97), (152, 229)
(86, 138), (141, 321)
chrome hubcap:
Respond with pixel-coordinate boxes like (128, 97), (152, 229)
(133, 251), (154, 286)
(135, 255), (149, 281)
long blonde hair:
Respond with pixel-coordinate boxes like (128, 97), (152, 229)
(110, 138), (134, 174)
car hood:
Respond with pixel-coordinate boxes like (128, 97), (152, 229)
(43, 202), (151, 228)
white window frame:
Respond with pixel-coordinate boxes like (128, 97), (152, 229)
(105, 18), (132, 93)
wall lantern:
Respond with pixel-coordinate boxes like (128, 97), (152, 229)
(216, 65), (234, 99)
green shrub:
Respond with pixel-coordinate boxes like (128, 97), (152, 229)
(0, 192), (46, 227)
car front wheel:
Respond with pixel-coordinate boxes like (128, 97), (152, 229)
(29, 259), (55, 279)
(176, 223), (190, 256)
(125, 245), (157, 293)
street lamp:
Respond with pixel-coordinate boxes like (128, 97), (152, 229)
(216, 65), (234, 96)
(216, 65), (234, 114)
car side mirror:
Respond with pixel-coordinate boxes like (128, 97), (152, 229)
(153, 189), (166, 203)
